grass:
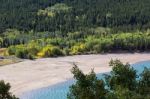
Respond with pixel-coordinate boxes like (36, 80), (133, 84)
(0, 48), (7, 56)
(0, 56), (23, 66)
(0, 48), (23, 66)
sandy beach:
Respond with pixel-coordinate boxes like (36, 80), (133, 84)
(0, 53), (150, 96)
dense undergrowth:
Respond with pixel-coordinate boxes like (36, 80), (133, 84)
(0, 29), (150, 59)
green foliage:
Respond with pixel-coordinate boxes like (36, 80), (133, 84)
(7, 45), (36, 59)
(1, 0), (150, 59)
(107, 60), (137, 91)
(15, 48), (28, 59)
(67, 64), (107, 99)
(106, 87), (142, 99)
(37, 45), (64, 57)
(0, 37), (3, 47)
(138, 68), (150, 96)
(0, 0), (150, 33)
(71, 43), (87, 55)
(38, 3), (72, 17)
(4, 31), (150, 59)
(68, 60), (150, 99)
(0, 80), (19, 99)
(7, 46), (16, 55)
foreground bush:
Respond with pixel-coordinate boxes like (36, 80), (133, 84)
(68, 60), (150, 99)
(67, 64), (107, 99)
(0, 80), (19, 99)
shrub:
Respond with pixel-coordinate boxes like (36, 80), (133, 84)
(7, 44), (37, 59)
(85, 40), (99, 53)
(106, 60), (137, 91)
(63, 48), (70, 55)
(67, 65), (107, 99)
(70, 43), (87, 55)
(68, 60), (150, 99)
(15, 49), (29, 59)
(138, 68), (150, 96)
(93, 44), (102, 53)
(37, 45), (64, 57)
(100, 39), (114, 52)
(27, 46), (41, 57)
(7, 46), (16, 55)
(0, 80), (19, 99)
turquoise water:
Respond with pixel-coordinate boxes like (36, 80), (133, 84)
(21, 60), (150, 99)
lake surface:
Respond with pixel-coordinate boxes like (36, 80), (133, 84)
(21, 60), (150, 99)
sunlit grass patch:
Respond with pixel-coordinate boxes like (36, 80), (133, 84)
(0, 56), (22, 66)
(0, 48), (8, 56)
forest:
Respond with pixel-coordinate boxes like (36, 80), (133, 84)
(0, 0), (150, 33)
(0, 0), (150, 59)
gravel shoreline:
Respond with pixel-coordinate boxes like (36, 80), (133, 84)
(0, 53), (150, 96)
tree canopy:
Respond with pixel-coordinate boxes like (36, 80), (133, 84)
(68, 60), (150, 99)
(0, 80), (19, 99)
(0, 0), (150, 33)
(1, 0), (150, 59)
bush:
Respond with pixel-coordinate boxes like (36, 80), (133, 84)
(7, 45), (31, 59)
(7, 44), (37, 59)
(107, 60), (137, 90)
(27, 46), (41, 57)
(68, 60), (150, 99)
(37, 45), (64, 57)
(67, 65), (107, 99)
(100, 39), (114, 52)
(138, 68), (150, 96)
(15, 49), (29, 59)
(63, 48), (70, 55)
(93, 44), (102, 53)
(70, 43), (87, 55)
(7, 46), (16, 55)
(0, 80), (19, 99)
(85, 40), (99, 53)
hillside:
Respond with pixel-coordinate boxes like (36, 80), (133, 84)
(0, 0), (150, 33)
(0, 0), (150, 59)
